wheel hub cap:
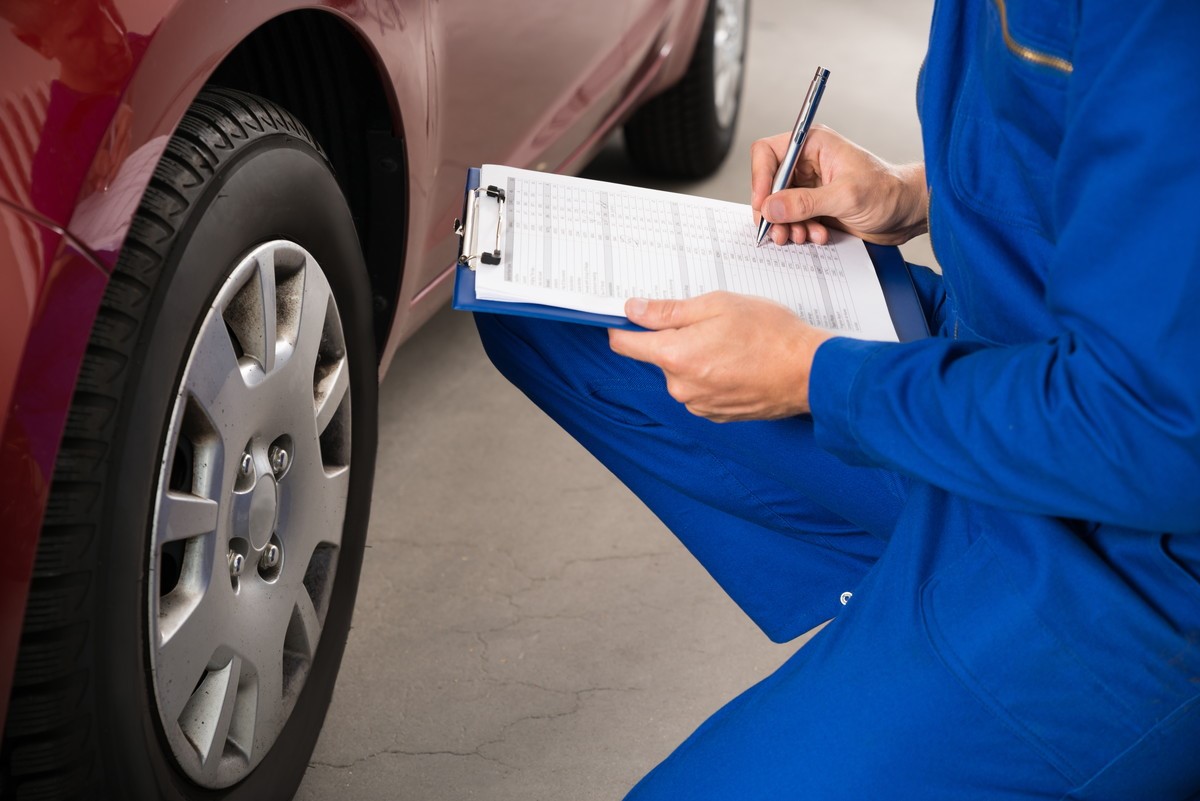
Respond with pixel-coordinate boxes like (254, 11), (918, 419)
(241, 472), (279, 550)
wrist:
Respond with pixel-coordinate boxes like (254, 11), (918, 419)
(792, 324), (835, 415)
(891, 162), (929, 241)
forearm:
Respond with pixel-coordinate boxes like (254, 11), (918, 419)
(809, 335), (1200, 531)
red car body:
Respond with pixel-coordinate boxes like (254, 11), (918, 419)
(0, 0), (707, 733)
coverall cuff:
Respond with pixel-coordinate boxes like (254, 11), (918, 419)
(809, 335), (889, 464)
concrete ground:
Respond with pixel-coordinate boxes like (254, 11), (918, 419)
(297, 1), (934, 798)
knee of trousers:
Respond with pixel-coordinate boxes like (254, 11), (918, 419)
(473, 312), (533, 383)
(474, 312), (665, 417)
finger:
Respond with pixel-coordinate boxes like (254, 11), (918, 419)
(762, 183), (846, 226)
(766, 222), (808, 246)
(785, 221), (827, 245)
(608, 326), (678, 368)
(750, 134), (790, 210)
(807, 220), (831, 245)
(624, 295), (717, 331)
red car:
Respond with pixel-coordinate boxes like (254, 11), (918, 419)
(0, 0), (747, 797)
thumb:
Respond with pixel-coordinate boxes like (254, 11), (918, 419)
(762, 184), (843, 225)
(625, 296), (710, 330)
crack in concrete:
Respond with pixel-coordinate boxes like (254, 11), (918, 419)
(308, 747), (507, 771)
(470, 685), (645, 769)
(308, 682), (646, 774)
(503, 549), (676, 592)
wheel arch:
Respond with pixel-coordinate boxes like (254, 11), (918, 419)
(205, 9), (409, 357)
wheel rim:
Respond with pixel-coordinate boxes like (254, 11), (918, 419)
(713, 0), (748, 130)
(149, 241), (352, 788)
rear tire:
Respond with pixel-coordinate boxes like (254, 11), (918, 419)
(0, 88), (377, 800)
(623, 0), (749, 178)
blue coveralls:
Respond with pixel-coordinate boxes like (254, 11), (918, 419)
(475, 0), (1200, 796)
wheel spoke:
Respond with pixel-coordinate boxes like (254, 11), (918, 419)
(184, 315), (246, 414)
(222, 248), (278, 376)
(175, 652), (238, 781)
(156, 582), (226, 723)
(255, 249), (279, 375)
(226, 669), (257, 762)
(182, 655), (241, 783)
(289, 588), (322, 662)
(159, 490), (220, 545)
(281, 458), (349, 558)
(292, 264), (333, 376)
(322, 464), (350, 514)
(314, 357), (349, 436)
(251, 648), (285, 758)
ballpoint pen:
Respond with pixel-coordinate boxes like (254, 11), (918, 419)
(756, 66), (831, 246)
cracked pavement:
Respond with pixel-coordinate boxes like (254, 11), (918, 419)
(296, 2), (934, 797)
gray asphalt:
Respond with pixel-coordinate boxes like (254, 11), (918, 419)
(297, 1), (934, 798)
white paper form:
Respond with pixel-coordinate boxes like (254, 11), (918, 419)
(473, 164), (898, 342)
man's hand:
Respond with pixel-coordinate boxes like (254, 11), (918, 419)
(608, 293), (833, 422)
(752, 125), (928, 247)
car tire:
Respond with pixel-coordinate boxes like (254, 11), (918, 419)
(0, 88), (377, 800)
(623, 0), (749, 179)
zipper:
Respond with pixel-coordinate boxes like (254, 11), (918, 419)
(991, 0), (1074, 73)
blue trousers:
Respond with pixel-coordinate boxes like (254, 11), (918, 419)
(474, 312), (1200, 800)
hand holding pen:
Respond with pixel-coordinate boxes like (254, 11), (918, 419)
(751, 69), (931, 248)
(755, 67), (830, 246)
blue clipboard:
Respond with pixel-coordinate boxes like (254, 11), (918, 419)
(453, 167), (929, 341)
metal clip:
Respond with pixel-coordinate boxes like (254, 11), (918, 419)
(454, 184), (506, 270)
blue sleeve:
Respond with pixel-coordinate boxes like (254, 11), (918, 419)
(808, 0), (1200, 532)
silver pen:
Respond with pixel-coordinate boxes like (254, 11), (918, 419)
(756, 66), (831, 246)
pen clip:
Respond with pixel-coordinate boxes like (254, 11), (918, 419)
(792, 66), (830, 144)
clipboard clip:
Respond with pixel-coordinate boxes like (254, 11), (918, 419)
(454, 184), (506, 269)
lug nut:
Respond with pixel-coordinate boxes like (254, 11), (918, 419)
(269, 445), (289, 476)
(261, 543), (281, 571)
(228, 551), (245, 577)
(239, 452), (253, 477)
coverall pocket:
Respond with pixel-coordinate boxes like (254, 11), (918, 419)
(947, 0), (1074, 238)
(920, 535), (1141, 786)
(947, 62), (1053, 235)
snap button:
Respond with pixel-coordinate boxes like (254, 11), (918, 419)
(839, 592), (853, 605)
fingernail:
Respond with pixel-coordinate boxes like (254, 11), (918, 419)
(627, 297), (648, 317)
(766, 198), (784, 221)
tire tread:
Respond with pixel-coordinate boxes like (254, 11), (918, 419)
(623, 0), (744, 179)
